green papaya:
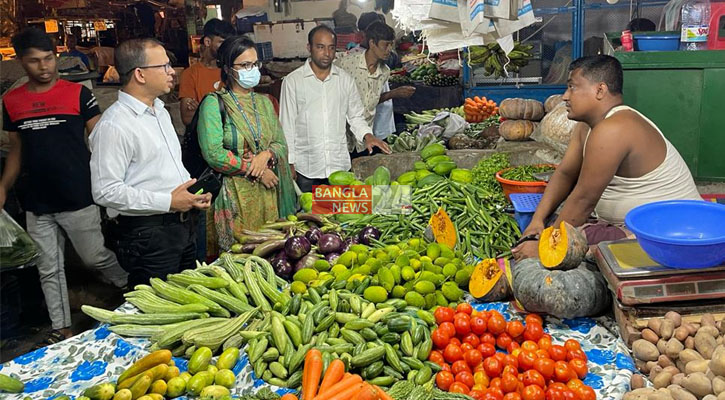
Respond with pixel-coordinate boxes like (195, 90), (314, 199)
(417, 174), (445, 188)
(329, 171), (356, 185)
(415, 169), (433, 181)
(420, 143), (446, 160)
(414, 161), (428, 171)
(425, 155), (452, 170)
(433, 161), (457, 176)
(299, 192), (313, 212)
(449, 168), (473, 184)
(397, 171), (417, 185)
(372, 166), (391, 186)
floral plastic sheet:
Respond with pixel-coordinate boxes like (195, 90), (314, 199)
(0, 302), (636, 400)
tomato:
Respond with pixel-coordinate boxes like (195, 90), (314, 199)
(483, 393), (501, 400)
(429, 350), (445, 365)
(465, 349), (483, 368)
(474, 363), (486, 373)
(439, 321), (456, 338)
(464, 333), (481, 348)
(538, 336), (553, 352)
(525, 314), (544, 326)
(493, 352), (507, 365)
(444, 343), (464, 363)
(432, 329), (450, 350)
(497, 333), (513, 350)
(504, 393), (523, 400)
(521, 340), (539, 352)
(522, 385), (546, 400)
(566, 379), (585, 391)
(470, 390), (486, 400)
(457, 303), (473, 315)
(507, 320), (526, 338)
(481, 333), (497, 346)
(554, 361), (576, 383)
(523, 323), (544, 342)
(549, 345), (567, 362)
(479, 343), (497, 358)
(536, 349), (551, 359)
(436, 370), (455, 391)
(471, 316), (488, 335)
(569, 359), (588, 379)
(501, 372), (519, 393)
(462, 343), (475, 353)
(450, 337), (462, 347)
(502, 354), (519, 370)
(489, 388), (506, 400)
(450, 382), (471, 395)
(474, 371), (490, 385)
(488, 315), (507, 335)
(483, 357), (503, 378)
(522, 370), (546, 388)
(564, 339), (581, 352)
(455, 312), (471, 323)
(567, 349), (587, 362)
(435, 307), (456, 324)
(561, 389), (579, 400)
(518, 350), (538, 371)
(575, 385), (596, 400)
(507, 342), (521, 354)
(546, 385), (565, 400)
(489, 377), (502, 390)
(442, 363), (452, 372)
(453, 360), (472, 375)
(533, 357), (555, 381)
(457, 371), (476, 389)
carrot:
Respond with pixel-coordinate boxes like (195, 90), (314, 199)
(351, 383), (378, 400)
(474, 96), (482, 103)
(314, 374), (363, 400)
(302, 349), (323, 400)
(281, 395), (299, 400)
(322, 382), (365, 400)
(374, 385), (394, 400)
(465, 98), (477, 106)
(319, 359), (345, 394)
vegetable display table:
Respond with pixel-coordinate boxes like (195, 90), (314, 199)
(0, 301), (635, 400)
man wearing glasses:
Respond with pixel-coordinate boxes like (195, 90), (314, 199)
(89, 38), (212, 287)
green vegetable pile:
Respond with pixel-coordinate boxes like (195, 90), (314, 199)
(0, 211), (39, 268)
(501, 165), (555, 182)
(471, 153), (510, 201)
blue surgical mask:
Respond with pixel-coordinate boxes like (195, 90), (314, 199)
(234, 66), (261, 89)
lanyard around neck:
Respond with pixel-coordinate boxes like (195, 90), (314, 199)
(228, 90), (262, 152)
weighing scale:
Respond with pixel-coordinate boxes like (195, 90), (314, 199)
(594, 240), (725, 306)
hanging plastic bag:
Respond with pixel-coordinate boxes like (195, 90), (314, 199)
(0, 210), (39, 268)
(430, 111), (470, 139)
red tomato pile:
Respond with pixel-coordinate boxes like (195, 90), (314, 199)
(429, 304), (597, 400)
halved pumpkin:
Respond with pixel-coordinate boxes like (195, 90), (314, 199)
(538, 221), (588, 270)
(469, 258), (512, 302)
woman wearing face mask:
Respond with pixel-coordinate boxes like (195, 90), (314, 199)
(197, 36), (296, 254)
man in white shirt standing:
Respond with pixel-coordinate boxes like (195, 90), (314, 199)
(90, 38), (212, 287)
(280, 25), (391, 193)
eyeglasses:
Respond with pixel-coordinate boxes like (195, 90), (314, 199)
(232, 61), (262, 71)
(136, 63), (174, 74)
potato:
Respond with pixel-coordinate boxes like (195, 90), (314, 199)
(631, 374), (646, 389)
(718, 336), (723, 345)
(651, 365), (665, 380)
(665, 312), (683, 328)
(659, 355), (676, 368)
(638, 359), (652, 374)
(668, 385), (697, 400)
(717, 320), (725, 335)
(635, 339), (662, 362)
(685, 337), (695, 350)
(659, 340), (670, 355)
(695, 331), (718, 359)
(625, 388), (657, 400)
(719, 392), (725, 400)
(709, 345), (725, 376)
(685, 360), (710, 374)
(664, 366), (681, 376)
(684, 324), (699, 336)
(681, 372), (713, 397)
(680, 349), (705, 365)
(677, 360), (687, 374)
(661, 320), (676, 340)
(712, 376), (725, 395)
(708, 369), (716, 381)
(642, 328), (661, 344)
(702, 314), (717, 327)
(704, 395), (718, 400)
(675, 327), (691, 342)
(649, 319), (664, 336)
(700, 325), (720, 338)
(648, 389), (675, 400)
(666, 338), (685, 359)
(655, 372), (674, 389)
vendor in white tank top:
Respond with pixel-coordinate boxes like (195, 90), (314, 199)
(512, 55), (701, 261)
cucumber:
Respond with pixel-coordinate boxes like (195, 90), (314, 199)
(350, 346), (386, 368)
(0, 374), (24, 393)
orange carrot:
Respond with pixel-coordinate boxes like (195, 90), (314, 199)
(374, 386), (395, 400)
(322, 382), (365, 400)
(281, 395), (299, 400)
(302, 349), (323, 400)
(318, 359), (345, 394)
(314, 374), (363, 400)
(351, 383), (379, 400)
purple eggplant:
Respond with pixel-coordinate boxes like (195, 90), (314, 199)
(325, 252), (341, 265)
(317, 233), (343, 254)
(272, 257), (294, 279)
(284, 235), (311, 261)
(295, 253), (319, 272)
(305, 227), (322, 245)
(358, 226), (381, 245)
(341, 237), (359, 253)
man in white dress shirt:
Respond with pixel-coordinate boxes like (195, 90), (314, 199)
(280, 25), (391, 193)
(89, 38), (212, 286)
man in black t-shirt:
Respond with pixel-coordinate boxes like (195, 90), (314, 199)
(1, 28), (128, 347)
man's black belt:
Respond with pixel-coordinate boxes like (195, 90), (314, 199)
(117, 211), (194, 227)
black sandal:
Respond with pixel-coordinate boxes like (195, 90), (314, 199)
(32, 330), (66, 350)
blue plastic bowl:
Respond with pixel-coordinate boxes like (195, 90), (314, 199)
(633, 34), (680, 51)
(625, 200), (725, 269)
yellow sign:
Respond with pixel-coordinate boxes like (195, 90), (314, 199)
(428, 207), (456, 249)
(45, 20), (59, 33)
(94, 21), (107, 31)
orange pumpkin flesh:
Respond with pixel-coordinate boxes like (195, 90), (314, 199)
(538, 221), (588, 270)
(470, 258), (512, 301)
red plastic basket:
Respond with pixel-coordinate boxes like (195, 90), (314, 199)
(495, 164), (557, 201)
